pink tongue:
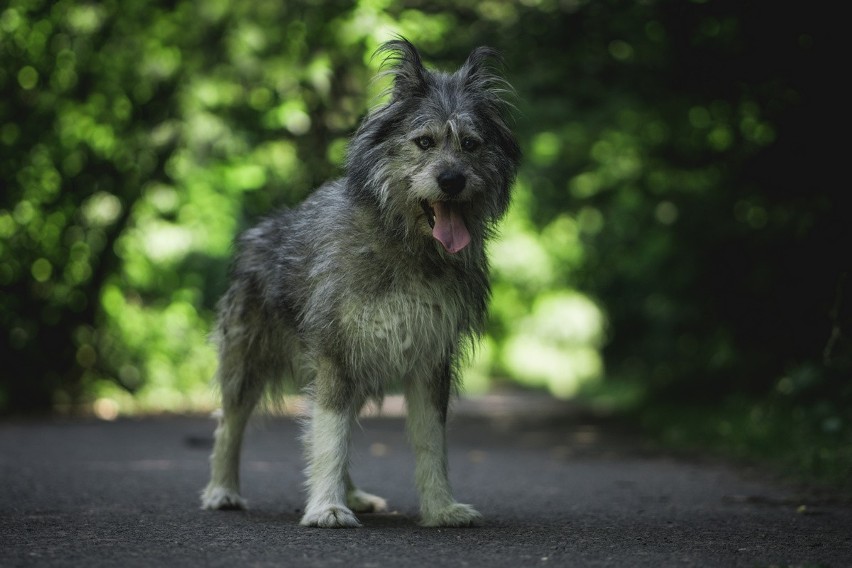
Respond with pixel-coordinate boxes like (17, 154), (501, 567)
(431, 202), (470, 254)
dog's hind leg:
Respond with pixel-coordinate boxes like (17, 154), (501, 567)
(201, 360), (267, 511)
(406, 367), (482, 527)
(345, 471), (388, 513)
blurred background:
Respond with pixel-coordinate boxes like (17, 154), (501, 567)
(1, 1), (848, 485)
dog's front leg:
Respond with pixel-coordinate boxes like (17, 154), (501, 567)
(300, 361), (360, 528)
(406, 369), (482, 527)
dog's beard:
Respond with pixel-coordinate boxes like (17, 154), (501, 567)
(420, 200), (471, 254)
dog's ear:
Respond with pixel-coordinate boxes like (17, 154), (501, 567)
(460, 46), (521, 195)
(376, 38), (429, 99)
(459, 47), (503, 86)
(462, 47), (511, 95)
(459, 46), (518, 118)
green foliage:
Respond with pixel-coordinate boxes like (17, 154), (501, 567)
(1, 0), (846, 474)
(638, 394), (852, 490)
(0, 0), (378, 411)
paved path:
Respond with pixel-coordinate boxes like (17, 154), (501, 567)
(1, 395), (850, 567)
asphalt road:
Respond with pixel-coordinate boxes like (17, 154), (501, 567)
(2, 395), (850, 567)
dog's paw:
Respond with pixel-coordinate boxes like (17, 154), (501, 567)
(421, 502), (482, 527)
(300, 505), (361, 528)
(346, 488), (388, 513)
(201, 485), (247, 511)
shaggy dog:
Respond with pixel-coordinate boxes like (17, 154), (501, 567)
(201, 39), (520, 527)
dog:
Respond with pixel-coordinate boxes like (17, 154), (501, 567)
(200, 38), (520, 528)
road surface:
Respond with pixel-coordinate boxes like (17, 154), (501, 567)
(1, 394), (850, 566)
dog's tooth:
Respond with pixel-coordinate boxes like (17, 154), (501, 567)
(420, 200), (437, 228)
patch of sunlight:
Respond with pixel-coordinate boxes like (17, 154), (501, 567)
(267, 101), (311, 135)
(81, 191), (122, 227)
(93, 398), (119, 421)
(199, 0), (229, 22)
(477, 1), (519, 24)
(0, 210), (16, 238)
(569, 171), (601, 199)
(224, 163), (266, 192)
(540, 214), (583, 267)
(234, 22), (267, 54)
(345, 11), (396, 52)
(501, 290), (606, 398)
(186, 112), (227, 144)
(141, 46), (181, 81)
(398, 11), (455, 45)
(17, 66), (38, 90)
(66, 4), (106, 34)
(307, 55), (333, 97)
(142, 222), (194, 263)
(192, 80), (225, 108)
(145, 184), (180, 214)
(503, 337), (602, 398)
(361, 0), (394, 11)
(100, 284), (124, 318)
(31, 258), (52, 283)
(250, 140), (297, 181)
(530, 132), (561, 166)
(541, 213), (579, 245)
(13, 200), (35, 225)
(529, 291), (604, 346)
(490, 228), (553, 289)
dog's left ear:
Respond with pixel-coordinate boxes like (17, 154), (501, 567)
(459, 47), (504, 92)
(460, 46), (521, 209)
(457, 46), (517, 124)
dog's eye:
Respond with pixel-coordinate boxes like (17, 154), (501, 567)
(461, 137), (480, 151)
(415, 136), (435, 150)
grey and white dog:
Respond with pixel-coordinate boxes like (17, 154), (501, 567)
(200, 39), (520, 528)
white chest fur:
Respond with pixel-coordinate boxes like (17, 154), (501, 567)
(339, 283), (463, 380)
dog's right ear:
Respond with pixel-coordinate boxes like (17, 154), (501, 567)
(375, 38), (429, 99)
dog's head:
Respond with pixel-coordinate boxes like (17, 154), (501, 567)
(346, 39), (521, 255)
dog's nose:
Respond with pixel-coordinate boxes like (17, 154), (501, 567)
(436, 171), (466, 196)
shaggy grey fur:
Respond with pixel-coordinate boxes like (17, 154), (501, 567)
(201, 39), (520, 527)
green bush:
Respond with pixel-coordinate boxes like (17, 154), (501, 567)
(2, 0), (846, 455)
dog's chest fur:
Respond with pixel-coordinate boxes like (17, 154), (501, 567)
(299, 227), (481, 383)
(336, 257), (466, 378)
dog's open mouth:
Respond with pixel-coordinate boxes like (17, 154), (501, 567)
(420, 200), (471, 254)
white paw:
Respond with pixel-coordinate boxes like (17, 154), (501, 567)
(300, 505), (361, 528)
(346, 488), (388, 513)
(421, 502), (482, 527)
(201, 485), (247, 510)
